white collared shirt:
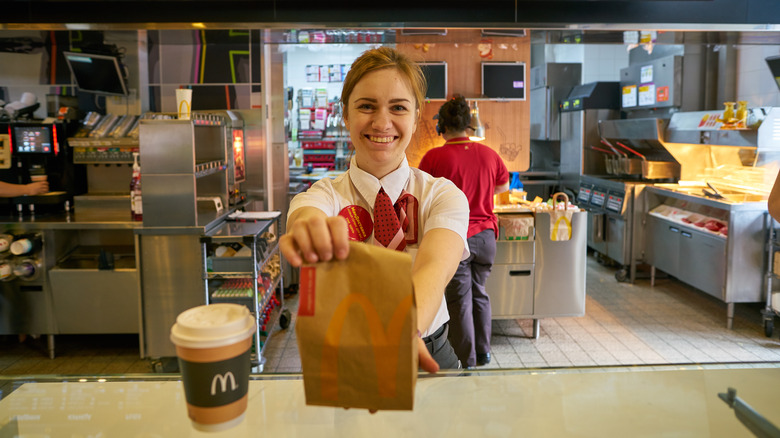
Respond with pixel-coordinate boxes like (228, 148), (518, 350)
(289, 156), (469, 337)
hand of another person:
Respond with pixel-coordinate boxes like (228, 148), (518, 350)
(27, 181), (49, 196)
(279, 213), (350, 267)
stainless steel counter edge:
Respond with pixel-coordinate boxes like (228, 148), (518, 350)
(0, 217), (143, 230)
(646, 186), (768, 212)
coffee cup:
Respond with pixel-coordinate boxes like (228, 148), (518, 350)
(0, 262), (12, 280)
(30, 174), (47, 182)
(10, 238), (33, 255)
(170, 303), (255, 432)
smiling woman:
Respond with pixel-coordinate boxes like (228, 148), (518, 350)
(279, 47), (470, 372)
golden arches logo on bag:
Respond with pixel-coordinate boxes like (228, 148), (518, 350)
(552, 216), (572, 241)
(320, 293), (413, 400)
(297, 264), (415, 403)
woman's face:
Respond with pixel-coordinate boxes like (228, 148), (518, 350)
(343, 68), (418, 178)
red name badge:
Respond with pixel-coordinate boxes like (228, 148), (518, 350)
(338, 205), (373, 242)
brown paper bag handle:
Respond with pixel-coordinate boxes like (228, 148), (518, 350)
(552, 192), (569, 209)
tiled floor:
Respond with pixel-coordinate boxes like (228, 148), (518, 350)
(2, 253), (780, 377)
(261, 254), (780, 372)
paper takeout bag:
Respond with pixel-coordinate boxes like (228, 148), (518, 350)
(296, 241), (418, 411)
(549, 192), (573, 241)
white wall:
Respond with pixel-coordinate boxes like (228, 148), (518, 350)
(583, 45), (630, 83)
(543, 44), (630, 84)
(736, 45), (780, 107)
(281, 43), (377, 106)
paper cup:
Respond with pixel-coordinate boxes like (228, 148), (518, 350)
(0, 263), (12, 280)
(31, 175), (47, 182)
(176, 88), (193, 120)
(10, 238), (33, 255)
(0, 235), (13, 252)
(170, 303), (255, 432)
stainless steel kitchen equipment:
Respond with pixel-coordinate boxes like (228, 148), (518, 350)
(68, 113), (139, 221)
(201, 216), (287, 370)
(487, 209), (587, 338)
(526, 62), (581, 199)
(643, 107), (780, 328)
(138, 111), (286, 368)
(138, 113), (230, 361)
(559, 81), (621, 194)
(0, 222), (141, 359)
(577, 175), (649, 283)
(576, 117), (682, 283)
(530, 63), (582, 141)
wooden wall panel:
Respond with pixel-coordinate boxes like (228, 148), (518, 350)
(397, 29), (530, 172)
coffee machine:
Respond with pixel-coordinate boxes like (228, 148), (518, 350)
(0, 121), (86, 215)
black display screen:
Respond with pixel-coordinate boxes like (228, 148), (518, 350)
(482, 62), (526, 100)
(766, 55), (780, 91)
(420, 62), (447, 100)
(12, 125), (54, 154)
(64, 51), (129, 96)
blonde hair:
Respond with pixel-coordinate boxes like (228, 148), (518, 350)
(341, 47), (426, 121)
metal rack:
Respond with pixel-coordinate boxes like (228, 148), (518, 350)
(763, 212), (780, 337)
(200, 214), (290, 369)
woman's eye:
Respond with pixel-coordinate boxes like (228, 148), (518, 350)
(357, 103), (374, 110)
(392, 104), (409, 112)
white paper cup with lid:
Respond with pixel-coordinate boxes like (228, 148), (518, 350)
(170, 303), (255, 432)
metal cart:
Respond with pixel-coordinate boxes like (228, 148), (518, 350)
(201, 213), (291, 370)
(762, 212), (780, 337)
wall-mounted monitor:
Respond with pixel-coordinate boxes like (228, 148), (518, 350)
(420, 62), (447, 100)
(11, 125), (54, 154)
(481, 29), (527, 38)
(400, 29), (447, 36)
(482, 62), (526, 100)
(63, 51), (129, 97)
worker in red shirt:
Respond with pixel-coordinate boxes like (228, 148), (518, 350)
(418, 95), (509, 368)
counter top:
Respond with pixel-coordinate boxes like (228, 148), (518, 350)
(2, 364), (778, 437)
(648, 185), (768, 212)
(493, 205), (534, 214)
(0, 212), (142, 229)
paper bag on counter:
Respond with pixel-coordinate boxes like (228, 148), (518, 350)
(549, 192), (574, 241)
(296, 241), (417, 411)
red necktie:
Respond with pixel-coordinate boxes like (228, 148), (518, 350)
(374, 187), (406, 251)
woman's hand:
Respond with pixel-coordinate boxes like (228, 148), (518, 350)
(418, 336), (439, 374)
(280, 209), (350, 267)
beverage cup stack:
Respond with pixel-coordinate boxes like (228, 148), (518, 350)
(176, 88), (193, 120)
(170, 303), (255, 432)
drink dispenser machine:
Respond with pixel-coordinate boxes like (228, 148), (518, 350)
(1, 122), (86, 214)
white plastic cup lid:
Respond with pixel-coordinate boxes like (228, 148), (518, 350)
(170, 303), (255, 349)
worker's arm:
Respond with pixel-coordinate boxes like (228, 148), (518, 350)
(769, 171), (780, 222)
(0, 181), (48, 197)
(494, 181), (510, 195)
(411, 227), (463, 337)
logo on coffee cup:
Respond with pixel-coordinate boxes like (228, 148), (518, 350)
(211, 372), (239, 395)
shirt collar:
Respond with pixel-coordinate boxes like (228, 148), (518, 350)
(444, 136), (472, 145)
(349, 155), (411, 207)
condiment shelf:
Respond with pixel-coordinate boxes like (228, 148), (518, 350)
(200, 214), (290, 369)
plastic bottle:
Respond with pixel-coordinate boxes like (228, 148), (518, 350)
(130, 152), (142, 221)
